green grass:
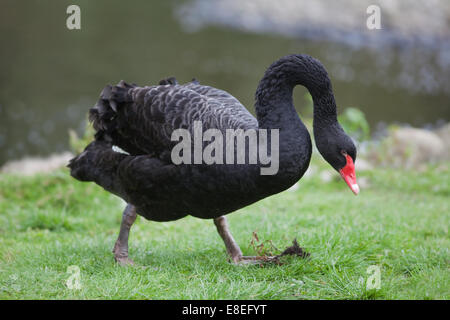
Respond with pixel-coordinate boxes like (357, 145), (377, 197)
(0, 159), (448, 299)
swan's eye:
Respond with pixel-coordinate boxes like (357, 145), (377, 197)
(341, 150), (347, 156)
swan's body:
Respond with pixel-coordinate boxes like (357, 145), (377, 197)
(69, 54), (358, 264)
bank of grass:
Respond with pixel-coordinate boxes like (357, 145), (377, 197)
(0, 160), (448, 299)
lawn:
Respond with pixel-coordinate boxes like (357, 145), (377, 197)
(0, 158), (448, 299)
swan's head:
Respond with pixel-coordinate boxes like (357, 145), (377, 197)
(314, 127), (359, 195)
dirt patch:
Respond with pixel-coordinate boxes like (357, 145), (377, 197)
(249, 232), (309, 265)
(278, 238), (310, 259)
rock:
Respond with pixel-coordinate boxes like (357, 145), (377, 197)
(381, 127), (446, 169)
(356, 158), (373, 171)
(1, 152), (74, 176)
(178, 0), (450, 42)
(434, 123), (450, 160)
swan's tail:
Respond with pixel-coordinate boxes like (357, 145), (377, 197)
(70, 80), (135, 185)
(89, 80), (136, 141)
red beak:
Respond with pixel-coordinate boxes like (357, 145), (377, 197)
(339, 154), (359, 195)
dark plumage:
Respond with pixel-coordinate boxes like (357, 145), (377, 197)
(68, 54), (358, 265)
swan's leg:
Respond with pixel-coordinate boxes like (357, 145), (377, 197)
(214, 216), (243, 263)
(113, 204), (137, 265)
(214, 216), (278, 264)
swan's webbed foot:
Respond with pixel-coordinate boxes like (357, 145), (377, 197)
(231, 255), (280, 265)
(113, 241), (135, 266)
(113, 204), (137, 266)
(114, 254), (135, 266)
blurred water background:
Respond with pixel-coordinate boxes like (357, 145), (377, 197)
(0, 0), (449, 166)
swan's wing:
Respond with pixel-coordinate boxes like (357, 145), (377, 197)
(184, 82), (249, 115)
(183, 82), (258, 129)
(89, 81), (258, 158)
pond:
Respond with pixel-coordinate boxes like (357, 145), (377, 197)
(0, 0), (449, 165)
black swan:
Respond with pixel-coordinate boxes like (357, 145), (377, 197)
(68, 54), (359, 265)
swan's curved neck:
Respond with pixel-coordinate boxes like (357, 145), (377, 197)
(255, 54), (337, 130)
(253, 55), (338, 185)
